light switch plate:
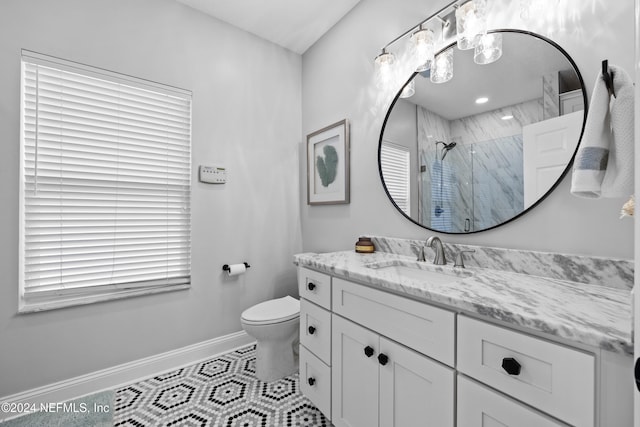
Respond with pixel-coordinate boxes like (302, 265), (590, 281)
(199, 165), (226, 184)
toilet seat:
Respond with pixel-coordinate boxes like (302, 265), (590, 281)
(241, 295), (300, 325)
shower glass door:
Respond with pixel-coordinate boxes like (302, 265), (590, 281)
(419, 136), (523, 233)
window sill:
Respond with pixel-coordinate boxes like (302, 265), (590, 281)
(18, 283), (190, 313)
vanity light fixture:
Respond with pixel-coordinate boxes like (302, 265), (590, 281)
(400, 79), (416, 98)
(431, 48), (454, 84)
(475, 96), (489, 104)
(501, 114), (514, 120)
(474, 32), (502, 64)
(456, 0), (488, 50)
(374, 0), (499, 88)
(411, 25), (436, 72)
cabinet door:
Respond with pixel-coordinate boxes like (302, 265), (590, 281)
(457, 375), (566, 427)
(332, 315), (379, 427)
(379, 337), (454, 427)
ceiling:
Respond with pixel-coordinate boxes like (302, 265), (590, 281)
(177, 0), (362, 54)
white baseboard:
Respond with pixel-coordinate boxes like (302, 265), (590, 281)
(0, 331), (254, 422)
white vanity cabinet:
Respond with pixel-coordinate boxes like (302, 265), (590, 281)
(296, 266), (633, 427)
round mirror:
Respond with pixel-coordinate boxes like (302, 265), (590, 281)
(378, 30), (586, 233)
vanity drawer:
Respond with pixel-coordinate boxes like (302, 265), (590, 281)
(332, 278), (455, 366)
(457, 375), (567, 427)
(299, 345), (331, 420)
(457, 316), (594, 427)
(300, 298), (331, 365)
(298, 267), (331, 310)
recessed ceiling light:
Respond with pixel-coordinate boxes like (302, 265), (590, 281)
(475, 97), (489, 104)
(501, 114), (514, 120)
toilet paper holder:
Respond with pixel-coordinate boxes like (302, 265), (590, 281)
(222, 262), (250, 272)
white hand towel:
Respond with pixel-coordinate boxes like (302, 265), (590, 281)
(571, 65), (634, 198)
(601, 65), (634, 197)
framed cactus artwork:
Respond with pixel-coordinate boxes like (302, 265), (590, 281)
(307, 119), (350, 205)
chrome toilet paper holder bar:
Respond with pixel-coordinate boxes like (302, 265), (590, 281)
(222, 262), (250, 272)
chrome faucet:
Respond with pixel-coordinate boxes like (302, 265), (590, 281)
(425, 236), (446, 265)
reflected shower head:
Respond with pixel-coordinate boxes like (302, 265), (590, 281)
(441, 142), (457, 160)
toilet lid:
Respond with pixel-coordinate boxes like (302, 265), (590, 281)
(241, 295), (300, 324)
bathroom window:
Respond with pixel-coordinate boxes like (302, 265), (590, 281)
(380, 141), (411, 215)
(19, 51), (192, 312)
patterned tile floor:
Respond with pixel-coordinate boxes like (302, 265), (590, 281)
(113, 345), (331, 427)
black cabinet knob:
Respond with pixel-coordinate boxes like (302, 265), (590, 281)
(307, 282), (316, 291)
(308, 326), (316, 335)
(378, 353), (389, 366)
(634, 358), (640, 392)
(308, 377), (315, 386)
(364, 346), (375, 357)
(502, 357), (521, 375)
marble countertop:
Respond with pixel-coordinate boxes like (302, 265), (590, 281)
(294, 250), (633, 355)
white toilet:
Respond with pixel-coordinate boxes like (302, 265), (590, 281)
(241, 295), (300, 382)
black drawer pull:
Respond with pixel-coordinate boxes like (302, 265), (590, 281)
(378, 353), (389, 366)
(364, 346), (375, 357)
(308, 377), (316, 386)
(307, 282), (316, 291)
(308, 326), (316, 335)
(502, 357), (521, 375)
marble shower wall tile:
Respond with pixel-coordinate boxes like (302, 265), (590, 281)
(417, 106), (451, 154)
(543, 73), (560, 119)
(370, 236), (634, 291)
(449, 98), (542, 145)
(472, 135), (524, 230)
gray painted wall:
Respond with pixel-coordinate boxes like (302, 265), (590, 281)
(0, 0), (302, 397)
(300, 0), (634, 259)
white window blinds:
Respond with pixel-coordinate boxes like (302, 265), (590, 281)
(20, 51), (192, 312)
(380, 142), (411, 215)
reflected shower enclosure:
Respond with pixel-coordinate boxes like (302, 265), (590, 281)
(421, 136), (524, 233)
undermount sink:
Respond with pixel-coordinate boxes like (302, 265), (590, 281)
(366, 260), (473, 285)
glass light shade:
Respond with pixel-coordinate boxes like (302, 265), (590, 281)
(375, 48), (396, 88)
(411, 27), (435, 72)
(456, 0), (488, 50)
(474, 33), (502, 64)
(430, 48), (454, 84)
(400, 80), (415, 98)
(375, 49), (395, 67)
